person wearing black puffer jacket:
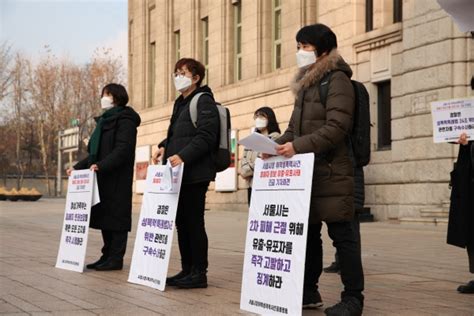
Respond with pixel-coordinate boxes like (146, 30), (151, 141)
(152, 58), (219, 289)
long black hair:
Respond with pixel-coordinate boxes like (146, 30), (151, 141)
(254, 106), (281, 134)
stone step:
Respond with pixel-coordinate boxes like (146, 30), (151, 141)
(419, 208), (449, 218)
(399, 217), (448, 226)
(356, 207), (374, 222)
(358, 212), (374, 223)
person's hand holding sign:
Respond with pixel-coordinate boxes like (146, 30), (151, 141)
(168, 154), (183, 167)
(152, 147), (165, 165)
(276, 142), (296, 158)
(457, 132), (469, 146)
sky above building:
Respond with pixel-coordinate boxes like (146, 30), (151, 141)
(0, 0), (127, 67)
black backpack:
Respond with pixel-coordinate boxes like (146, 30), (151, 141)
(189, 92), (232, 172)
(319, 71), (371, 167)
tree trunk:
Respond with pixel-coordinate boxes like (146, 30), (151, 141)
(38, 121), (51, 195)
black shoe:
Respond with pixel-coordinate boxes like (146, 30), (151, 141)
(86, 257), (107, 269)
(166, 270), (191, 286)
(324, 297), (363, 316)
(95, 259), (123, 271)
(302, 287), (323, 309)
(457, 280), (474, 294)
(175, 269), (208, 289)
(323, 261), (340, 273)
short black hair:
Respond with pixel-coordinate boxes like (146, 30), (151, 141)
(296, 23), (338, 57)
(175, 58), (206, 87)
(102, 83), (129, 107)
(254, 106), (281, 135)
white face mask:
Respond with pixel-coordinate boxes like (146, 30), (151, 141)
(101, 96), (114, 109)
(173, 75), (193, 93)
(296, 49), (317, 68)
(255, 117), (268, 130)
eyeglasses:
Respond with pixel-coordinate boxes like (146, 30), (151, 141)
(172, 72), (186, 78)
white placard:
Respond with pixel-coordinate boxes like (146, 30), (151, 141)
(431, 97), (474, 143)
(128, 163), (184, 291)
(56, 170), (100, 272)
(240, 153), (314, 315)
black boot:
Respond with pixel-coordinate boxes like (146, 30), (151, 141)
(457, 280), (474, 294)
(95, 258), (123, 271)
(302, 286), (323, 309)
(324, 296), (362, 316)
(323, 261), (340, 273)
(86, 256), (107, 269)
(175, 268), (207, 289)
(166, 269), (191, 286)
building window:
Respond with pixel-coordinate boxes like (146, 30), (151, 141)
(148, 42), (156, 108)
(202, 17), (209, 85)
(272, 0), (282, 70)
(393, 0), (402, 23)
(174, 30), (180, 61)
(234, 2), (242, 81)
(377, 81), (391, 150)
(365, 0), (373, 32)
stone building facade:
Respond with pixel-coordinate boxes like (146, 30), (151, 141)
(128, 0), (473, 222)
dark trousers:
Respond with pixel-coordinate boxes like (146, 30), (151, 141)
(175, 181), (209, 271)
(101, 230), (128, 261)
(334, 216), (361, 264)
(247, 187), (252, 206)
(468, 245), (474, 274)
(304, 221), (365, 303)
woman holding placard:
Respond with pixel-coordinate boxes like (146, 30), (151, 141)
(152, 58), (220, 289)
(269, 24), (365, 315)
(447, 132), (474, 293)
(68, 83), (141, 271)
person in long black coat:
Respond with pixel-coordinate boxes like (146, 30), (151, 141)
(152, 58), (219, 289)
(70, 83), (141, 271)
(447, 132), (474, 293)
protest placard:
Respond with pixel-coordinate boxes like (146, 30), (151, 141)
(240, 153), (314, 315)
(128, 163), (183, 291)
(431, 97), (474, 143)
(56, 170), (99, 272)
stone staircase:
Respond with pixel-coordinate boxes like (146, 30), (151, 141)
(399, 206), (449, 226)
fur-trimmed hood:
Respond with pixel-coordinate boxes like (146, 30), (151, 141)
(290, 49), (353, 96)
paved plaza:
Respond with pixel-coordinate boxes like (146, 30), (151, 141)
(0, 199), (473, 315)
